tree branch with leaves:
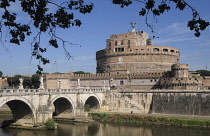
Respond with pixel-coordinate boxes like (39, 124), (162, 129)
(113, 0), (209, 37)
(0, 0), (93, 74)
(0, 0), (209, 74)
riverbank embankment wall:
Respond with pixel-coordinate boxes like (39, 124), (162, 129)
(113, 91), (210, 116)
(150, 93), (210, 116)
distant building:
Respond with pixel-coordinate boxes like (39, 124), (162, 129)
(96, 31), (179, 73)
(0, 78), (9, 89)
(43, 26), (210, 90)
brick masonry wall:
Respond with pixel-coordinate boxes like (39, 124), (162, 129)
(151, 93), (210, 116)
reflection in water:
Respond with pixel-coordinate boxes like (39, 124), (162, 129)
(100, 124), (152, 136)
(0, 121), (210, 136)
(57, 123), (100, 136)
(152, 126), (210, 136)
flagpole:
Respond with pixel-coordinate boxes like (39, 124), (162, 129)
(54, 61), (57, 73)
(56, 61), (57, 73)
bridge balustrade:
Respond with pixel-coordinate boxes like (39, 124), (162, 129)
(0, 88), (106, 96)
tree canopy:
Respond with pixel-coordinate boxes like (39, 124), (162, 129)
(7, 74), (22, 88)
(31, 74), (40, 89)
(0, 71), (2, 77)
(196, 70), (210, 76)
(73, 71), (90, 74)
(7, 74), (40, 89)
(0, 0), (209, 74)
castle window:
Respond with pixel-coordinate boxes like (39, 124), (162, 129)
(121, 40), (124, 45)
(120, 81), (124, 85)
(170, 50), (174, 52)
(115, 41), (117, 45)
(115, 47), (124, 52)
(141, 49), (144, 51)
(115, 48), (117, 52)
(153, 48), (159, 51)
(163, 49), (168, 52)
(150, 80), (153, 82)
(128, 40), (130, 44)
(109, 42), (111, 46)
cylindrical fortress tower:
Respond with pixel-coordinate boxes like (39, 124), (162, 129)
(172, 64), (189, 78)
(96, 30), (180, 74)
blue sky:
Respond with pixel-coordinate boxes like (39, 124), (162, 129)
(0, 0), (210, 76)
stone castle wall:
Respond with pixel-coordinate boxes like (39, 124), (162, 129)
(151, 93), (210, 116)
(110, 91), (210, 116)
(43, 72), (166, 90)
(96, 31), (180, 73)
(0, 78), (9, 89)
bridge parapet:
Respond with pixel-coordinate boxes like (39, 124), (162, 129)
(119, 89), (210, 93)
(0, 88), (107, 96)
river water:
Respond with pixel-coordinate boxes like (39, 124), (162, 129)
(0, 121), (210, 136)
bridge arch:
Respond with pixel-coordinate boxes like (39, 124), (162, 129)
(49, 95), (75, 118)
(84, 94), (101, 112)
(0, 97), (36, 125)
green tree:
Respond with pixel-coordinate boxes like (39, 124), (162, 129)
(196, 70), (210, 76)
(0, 0), (209, 73)
(0, 71), (2, 77)
(31, 74), (40, 89)
(73, 71), (90, 74)
(23, 76), (32, 89)
(7, 74), (22, 88)
(7, 77), (12, 87)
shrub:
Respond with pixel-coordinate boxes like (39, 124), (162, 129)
(84, 104), (91, 112)
(45, 118), (56, 130)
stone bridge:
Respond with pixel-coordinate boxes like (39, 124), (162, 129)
(0, 88), (107, 125)
(2, 88), (210, 126)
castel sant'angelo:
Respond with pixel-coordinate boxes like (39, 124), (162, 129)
(43, 24), (210, 90)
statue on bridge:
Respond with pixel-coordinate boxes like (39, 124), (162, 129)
(18, 77), (24, 89)
(39, 76), (45, 89)
(77, 79), (81, 88)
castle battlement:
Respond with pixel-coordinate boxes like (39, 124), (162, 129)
(44, 71), (169, 81)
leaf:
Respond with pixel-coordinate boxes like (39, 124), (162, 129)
(49, 39), (58, 48)
(139, 8), (146, 16)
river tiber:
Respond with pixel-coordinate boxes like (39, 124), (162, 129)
(0, 25), (210, 131)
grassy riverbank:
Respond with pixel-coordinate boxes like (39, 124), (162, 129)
(90, 113), (210, 128)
